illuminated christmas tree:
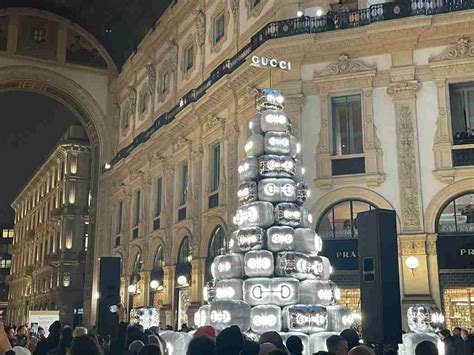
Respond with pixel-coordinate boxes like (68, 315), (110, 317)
(195, 89), (353, 348)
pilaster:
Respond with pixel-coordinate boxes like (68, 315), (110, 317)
(387, 67), (423, 233)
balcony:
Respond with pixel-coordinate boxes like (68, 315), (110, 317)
(51, 205), (89, 218)
(106, 0), (474, 170)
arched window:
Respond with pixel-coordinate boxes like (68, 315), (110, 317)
(316, 200), (375, 239)
(132, 252), (142, 280)
(154, 245), (164, 270)
(437, 193), (474, 234)
(208, 226), (226, 259)
(178, 237), (190, 265)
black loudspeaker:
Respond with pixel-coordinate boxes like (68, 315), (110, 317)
(98, 257), (121, 338)
(357, 209), (402, 345)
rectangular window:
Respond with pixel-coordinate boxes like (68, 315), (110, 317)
(178, 163), (188, 207)
(115, 201), (123, 235)
(214, 15), (225, 44)
(449, 83), (474, 145)
(331, 95), (363, 156)
(210, 143), (220, 193)
(185, 46), (194, 72)
(160, 72), (169, 94)
(132, 190), (141, 227)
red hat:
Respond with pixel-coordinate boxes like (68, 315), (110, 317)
(194, 326), (216, 339)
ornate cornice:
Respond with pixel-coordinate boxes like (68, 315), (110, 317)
(430, 37), (474, 62)
(314, 54), (376, 77)
(387, 80), (421, 100)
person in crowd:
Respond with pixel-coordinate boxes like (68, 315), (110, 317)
(6, 326), (17, 347)
(326, 335), (348, 355)
(258, 343), (277, 355)
(348, 345), (375, 355)
(125, 325), (148, 349)
(37, 327), (45, 341)
(437, 329), (457, 355)
(111, 322), (128, 355)
(193, 326), (216, 339)
(286, 335), (303, 355)
(459, 329), (473, 355)
(187, 335), (215, 355)
(415, 341), (438, 355)
(35, 321), (61, 355)
(72, 327), (87, 338)
(67, 334), (103, 355)
(139, 344), (162, 355)
(242, 340), (259, 355)
(165, 325), (173, 331)
(453, 327), (462, 338)
(268, 350), (287, 355)
(259, 331), (285, 350)
(179, 324), (189, 333)
(60, 327), (73, 354)
(216, 325), (243, 355)
(16, 325), (28, 347)
(340, 329), (360, 350)
(129, 340), (145, 354)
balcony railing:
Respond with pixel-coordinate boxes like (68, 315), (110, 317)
(105, 0), (474, 171)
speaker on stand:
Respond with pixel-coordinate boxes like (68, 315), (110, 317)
(357, 209), (402, 350)
(97, 257), (121, 339)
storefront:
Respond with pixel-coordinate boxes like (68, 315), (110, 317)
(436, 192), (474, 329)
(316, 199), (376, 312)
(174, 236), (192, 330)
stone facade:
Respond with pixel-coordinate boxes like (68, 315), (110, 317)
(8, 126), (91, 325)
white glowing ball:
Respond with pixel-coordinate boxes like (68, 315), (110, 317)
(128, 284), (137, 294)
(177, 275), (188, 286)
(406, 256), (419, 270)
(150, 280), (160, 289)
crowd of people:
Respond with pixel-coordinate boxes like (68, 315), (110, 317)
(0, 320), (472, 355)
(436, 327), (474, 355)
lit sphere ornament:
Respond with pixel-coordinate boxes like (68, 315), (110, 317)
(407, 304), (444, 333)
(177, 275), (188, 286)
(150, 280), (159, 290)
(243, 277), (300, 306)
(266, 226), (296, 252)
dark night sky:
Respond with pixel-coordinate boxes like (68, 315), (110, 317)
(0, 91), (79, 224)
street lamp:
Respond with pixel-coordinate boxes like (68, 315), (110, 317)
(128, 284), (137, 294)
(406, 256), (419, 276)
(150, 280), (160, 290)
(177, 275), (188, 286)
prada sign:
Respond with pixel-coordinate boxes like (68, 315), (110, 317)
(250, 56), (292, 71)
(320, 239), (359, 271)
(437, 235), (474, 270)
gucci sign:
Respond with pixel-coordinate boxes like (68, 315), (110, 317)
(251, 55), (292, 71)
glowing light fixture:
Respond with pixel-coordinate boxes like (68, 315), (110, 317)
(177, 275), (188, 286)
(128, 284), (137, 294)
(406, 256), (419, 270)
(297, 10), (303, 17)
(150, 280), (160, 290)
(104, 163), (111, 170)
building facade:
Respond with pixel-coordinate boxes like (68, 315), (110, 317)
(89, 0), (474, 330)
(0, 225), (13, 321)
(8, 125), (91, 326)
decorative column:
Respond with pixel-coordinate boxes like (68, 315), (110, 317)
(162, 265), (175, 326)
(140, 271), (150, 307)
(387, 77), (423, 233)
(191, 139), (204, 258)
(190, 258), (206, 304)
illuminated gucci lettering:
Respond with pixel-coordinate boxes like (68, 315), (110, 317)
(210, 310), (231, 323)
(251, 56), (292, 71)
